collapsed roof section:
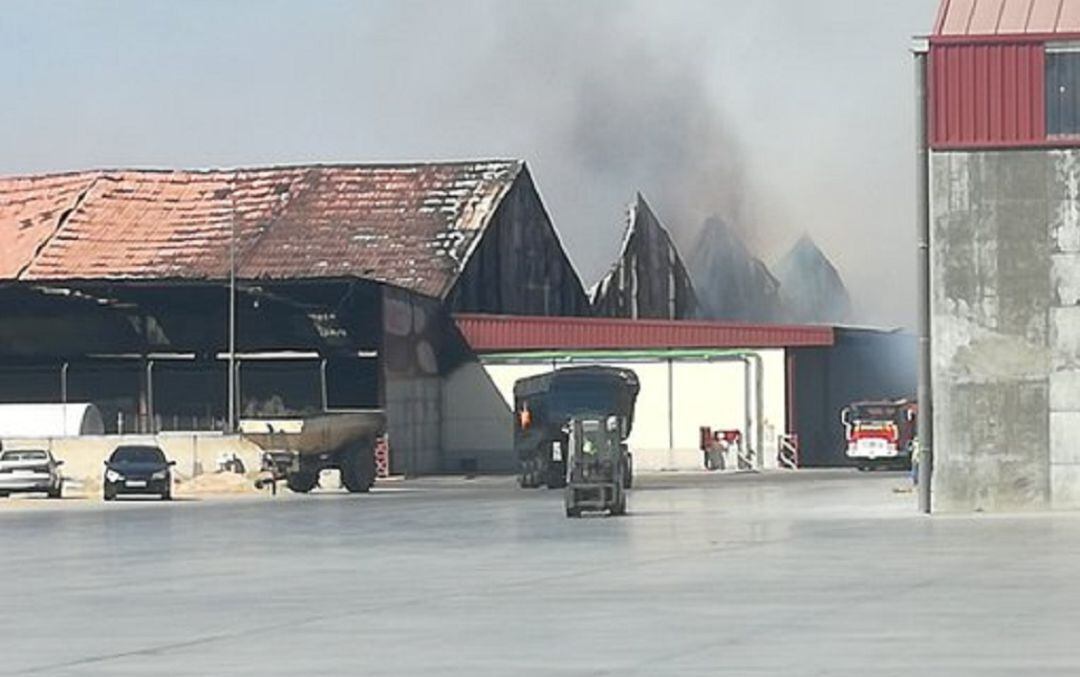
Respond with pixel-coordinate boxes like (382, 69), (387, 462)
(688, 216), (782, 323)
(589, 194), (698, 320)
(773, 235), (852, 324)
(0, 161), (524, 299)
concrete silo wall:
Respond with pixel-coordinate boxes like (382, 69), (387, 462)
(931, 150), (1080, 510)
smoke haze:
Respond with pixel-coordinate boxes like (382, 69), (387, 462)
(0, 0), (937, 327)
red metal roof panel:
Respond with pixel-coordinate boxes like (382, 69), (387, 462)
(935, 0), (1080, 35)
(454, 314), (835, 352)
(1060, 0), (1080, 29)
(941, 0), (979, 34)
(969, 0), (1006, 34)
(1028, 0), (1066, 32)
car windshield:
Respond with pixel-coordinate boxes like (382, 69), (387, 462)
(110, 447), (166, 464)
(0, 450), (48, 462)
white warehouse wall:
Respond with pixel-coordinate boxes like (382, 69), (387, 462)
(471, 349), (787, 472)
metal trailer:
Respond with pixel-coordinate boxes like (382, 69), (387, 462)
(240, 410), (386, 494)
(513, 366), (639, 490)
(564, 416), (627, 517)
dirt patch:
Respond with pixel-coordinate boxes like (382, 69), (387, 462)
(175, 472), (258, 495)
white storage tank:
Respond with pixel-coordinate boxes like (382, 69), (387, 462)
(0, 403), (105, 438)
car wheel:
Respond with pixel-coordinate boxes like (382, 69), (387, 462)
(48, 485), (62, 500)
(0, 491), (9, 498)
(103, 488), (116, 501)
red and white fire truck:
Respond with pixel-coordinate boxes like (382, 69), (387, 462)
(841, 399), (917, 470)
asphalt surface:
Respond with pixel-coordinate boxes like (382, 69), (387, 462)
(1, 470), (1078, 676)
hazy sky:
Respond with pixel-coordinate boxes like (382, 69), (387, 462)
(1, 0), (938, 327)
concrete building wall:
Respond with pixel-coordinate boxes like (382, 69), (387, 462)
(382, 287), (444, 475)
(384, 377), (441, 475)
(2, 433), (262, 487)
(931, 149), (1080, 510)
(441, 360), (515, 473)
(480, 350), (787, 472)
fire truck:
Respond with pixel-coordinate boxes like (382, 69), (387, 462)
(841, 399), (917, 470)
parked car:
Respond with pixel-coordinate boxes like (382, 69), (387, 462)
(0, 448), (64, 499)
(103, 445), (175, 501)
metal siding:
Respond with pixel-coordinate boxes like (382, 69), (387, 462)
(454, 315), (834, 352)
(930, 42), (1047, 147)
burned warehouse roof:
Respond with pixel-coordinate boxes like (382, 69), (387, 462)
(0, 161), (530, 299)
(589, 194), (698, 321)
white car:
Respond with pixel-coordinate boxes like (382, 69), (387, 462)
(0, 449), (64, 499)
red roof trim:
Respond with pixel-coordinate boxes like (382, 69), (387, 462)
(454, 314), (835, 352)
(929, 30), (1080, 43)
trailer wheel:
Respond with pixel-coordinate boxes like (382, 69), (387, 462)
(340, 444), (375, 493)
(287, 471), (319, 494)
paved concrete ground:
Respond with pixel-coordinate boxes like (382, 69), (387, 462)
(1, 470), (1078, 676)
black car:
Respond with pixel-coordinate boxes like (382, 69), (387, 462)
(103, 445), (175, 501)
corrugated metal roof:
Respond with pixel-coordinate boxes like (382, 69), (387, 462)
(935, 0), (1080, 36)
(0, 161), (522, 298)
(454, 314), (834, 352)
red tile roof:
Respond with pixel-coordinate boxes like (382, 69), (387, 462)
(0, 172), (98, 279)
(935, 0), (1080, 36)
(0, 161), (522, 297)
(454, 314), (835, 352)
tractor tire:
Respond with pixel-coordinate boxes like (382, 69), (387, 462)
(286, 471), (319, 494)
(340, 444), (376, 493)
(520, 459), (542, 488)
(546, 461), (566, 489)
(564, 488), (580, 517)
(610, 486), (627, 516)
